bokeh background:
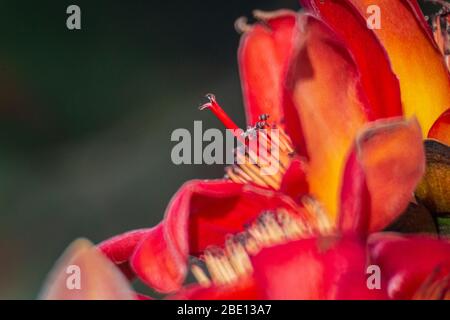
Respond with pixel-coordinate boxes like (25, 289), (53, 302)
(0, 0), (437, 299)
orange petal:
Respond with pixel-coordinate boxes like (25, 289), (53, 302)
(428, 108), (450, 145)
(339, 118), (425, 234)
(284, 14), (369, 221)
(358, 118), (425, 232)
(39, 239), (135, 300)
(238, 10), (297, 126)
(306, 0), (450, 135)
(299, 0), (403, 120)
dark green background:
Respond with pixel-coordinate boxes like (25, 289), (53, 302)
(0, 0), (437, 299)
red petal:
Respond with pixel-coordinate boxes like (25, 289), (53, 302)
(339, 118), (425, 234)
(131, 179), (301, 293)
(98, 228), (152, 264)
(97, 229), (152, 280)
(299, 0), (403, 120)
(131, 224), (187, 293)
(368, 233), (450, 299)
(283, 14), (370, 221)
(251, 236), (388, 299)
(279, 156), (309, 203)
(428, 108), (450, 146)
(39, 239), (135, 300)
(338, 150), (371, 235)
(238, 10), (297, 126)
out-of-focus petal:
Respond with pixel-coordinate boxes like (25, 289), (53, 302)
(416, 139), (450, 216)
(238, 10), (297, 126)
(39, 239), (135, 300)
(304, 0), (450, 135)
(98, 228), (152, 280)
(131, 224), (186, 293)
(299, 0), (402, 120)
(251, 236), (388, 299)
(131, 179), (301, 293)
(368, 233), (450, 299)
(283, 14), (369, 221)
(339, 118), (425, 234)
(428, 109), (450, 146)
(98, 228), (152, 265)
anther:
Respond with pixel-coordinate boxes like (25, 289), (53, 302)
(191, 264), (212, 287)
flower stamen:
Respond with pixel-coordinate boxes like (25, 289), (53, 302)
(191, 208), (331, 287)
(200, 95), (295, 189)
(301, 195), (333, 234)
(226, 118), (295, 190)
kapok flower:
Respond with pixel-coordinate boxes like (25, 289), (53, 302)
(40, 0), (450, 300)
(126, 0), (449, 294)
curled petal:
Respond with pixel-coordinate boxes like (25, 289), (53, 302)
(368, 233), (450, 299)
(428, 109), (450, 146)
(251, 236), (388, 299)
(304, 0), (450, 135)
(39, 239), (135, 300)
(339, 118), (425, 234)
(238, 10), (297, 126)
(98, 228), (152, 280)
(283, 14), (369, 221)
(131, 179), (302, 293)
(131, 225), (187, 293)
(299, 0), (403, 120)
(98, 228), (152, 265)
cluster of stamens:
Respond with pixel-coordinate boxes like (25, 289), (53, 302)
(191, 206), (333, 287)
(200, 94), (295, 190)
(225, 118), (295, 190)
(196, 94), (333, 287)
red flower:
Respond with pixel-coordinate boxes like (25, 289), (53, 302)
(40, 0), (450, 300)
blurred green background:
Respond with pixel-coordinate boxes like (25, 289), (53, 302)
(0, 0), (301, 299)
(0, 0), (437, 299)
